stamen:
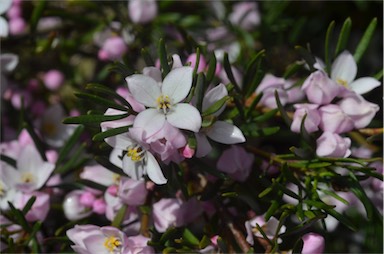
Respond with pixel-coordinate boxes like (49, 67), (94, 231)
(103, 236), (122, 253)
(336, 78), (348, 87)
(21, 172), (35, 184)
(126, 144), (145, 162)
(156, 95), (172, 114)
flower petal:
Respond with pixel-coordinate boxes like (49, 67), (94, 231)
(202, 83), (228, 116)
(166, 103), (202, 132)
(123, 155), (145, 180)
(162, 67), (193, 104)
(331, 50), (357, 84)
(349, 77), (381, 94)
(0, 0), (12, 15)
(207, 121), (245, 144)
(105, 133), (134, 150)
(146, 152), (167, 184)
(133, 109), (166, 138)
(143, 66), (162, 83)
(126, 74), (161, 107)
(195, 133), (212, 158)
(0, 53), (18, 72)
(0, 17), (8, 38)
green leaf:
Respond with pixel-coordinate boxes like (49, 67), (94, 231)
(111, 205), (127, 227)
(335, 18), (352, 57)
(374, 69), (383, 80)
(303, 200), (335, 210)
(245, 92), (263, 119)
(85, 83), (132, 109)
(158, 38), (171, 77)
(320, 189), (349, 205)
(108, 62), (133, 77)
(206, 52), (217, 83)
(22, 196), (36, 215)
(354, 18), (377, 63)
(92, 125), (130, 142)
(348, 173), (374, 220)
(7, 202), (30, 232)
(94, 155), (125, 176)
(182, 228), (200, 246)
(243, 50), (265, 97)
(30, 0), (47, 33)
(223, 52), (240, 91)
(192, 47), (201, 78)
(54, 143), (88, 175)
(194, 73), (206, 112)
(75, 92), (129, 112)
(324, 20), (335, 74)
(199, 235), (212, 249)
(63, 113), (129, 124)
(253, 109), (278, 123)
(23, 122), (47, 161)
(141, 48), (155, 67)
(56, 125), (84, 166)
(0, 154), (16, 168)
(265, 201), (279, 221)
(295, 46), (316, 72)
(283, 61), (304, 79)
(274, 90), (292, 126)
(159, 227), (179, 244)
(327, 208), (357, 231)
(78, 179), (107, 192)
(201, 96), (230, 117)
(242, 126), (280, 137)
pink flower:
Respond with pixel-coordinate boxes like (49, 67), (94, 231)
(80, 164), (120, 187)
(99, 36), (127, 61)
(217, 145), (254, 182)
(93, 198), (107, 214)
(316, 132), (351, 158)
(14, 191), (50, 222)
(117, 178), (148, 206)
(152, 198), (183, 232)
(290, 104), (321, 133)
(128, 0), (157, 24)
(338, 93), (379, 129)
(256, 74), (289, 108)
(63, 190), (93, 221)
(186, 53), (207, 73)
(302, 70), (340, 105)
(245, 215), (286, 245)
(319, 104), (354, 133)
(229, 2), (260, 30)
(301, 233), (325, 254)
(43, 69), (64, 91)
(9, 17), (26, 35)
(125, 235), (154, 254)
(127, 67), (201, 136)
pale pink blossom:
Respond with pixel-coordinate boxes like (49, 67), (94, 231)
(127, 67), (201, 137)
(338, 93), (379, 129)
(125, 235), (154, 254)
(301, 233), (325, 254)
(256, 74), (289, 108)
(99, 36), (127, 61)
(229, 2), (260, 30)
(14, 191), (50, 222)
(186, 53), (207, 73)
(80, 164), (121, 187)
(9, 17), (26, 35)
(152, 198), (183, 232)
(316, 132), (351, 158)
(63, 190), (93, 221)
(128, 0), (157, 24)
(0, 162), (18, 210)
(302, 70), (340, 105)
(290, 104), (321, 133)
(319, 104), (354, 133)
(217, 145), (254, 182)
(117, 178), (147, 206)
(43, 69), (64, 91)
(93, 198), (107, 214)
(245, 215), (286, 245)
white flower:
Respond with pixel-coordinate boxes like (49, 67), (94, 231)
(0, 162), (18, 210)
(126, 67), (202, 138)
(331, 50), (381, 94)
(105, 128), (167, 185)
(0, 0), (12, 37)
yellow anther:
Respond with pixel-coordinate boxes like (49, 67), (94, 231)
(103, 236), (122, 253)
(156, 95), (172, 114)
(126, 145), (144, 162)
(336, 78), (348, 87)
(21, 172), (35, 184)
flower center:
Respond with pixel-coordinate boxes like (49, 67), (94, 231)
(0, 182), (4, 197)
(42, 122), (57, 136)
(156, 95), (172, 114)
(21, 172), (35, 184)
(336, 78), (348, 87)
(126, 145), (145, 162)
(103, 236), (122, 253)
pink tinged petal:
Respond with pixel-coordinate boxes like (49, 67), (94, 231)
(195, 133), (212, 158)
(133, 109), (166, 138)
(202, 83), (228, 116)
(161, 67), (193, 103)
(146, 152), (167, 184)
(331, 50), (357, 84)
(349, 77), (381, 94)
(301, 233), (325, 254)
(207, 121), (245, 144)
(83, 235), (109, 254)
(126, 74), (161, 107)
(143, 66), (162, 83)
(166, 103), (202, 132)
(100, 108), (135, 132)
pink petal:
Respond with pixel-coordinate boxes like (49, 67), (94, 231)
(331, 50), (357, 84)
(207, 121), (245, 144)
(126, 74), (160, 107)
(161, 67), (193, 104)
(133, 109), (166, 138)
(166, 103), (201, 132)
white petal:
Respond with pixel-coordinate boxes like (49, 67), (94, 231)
(207, 121), (245, 144)
(146, 152), (167, 184)
(166, 103), (202, 132)
(123, 155), (144, 180)
(143, 67), (162, 83)
(18, 145), (44, 173)
(35, 162), (55, 190)
(162, 67), (193, 104)
(349, 77), (381, 94)
(195, 133), (212, 158)
(105, 133), (134, 150)
(0, 17), (8, 38)
(126, 74), (161, 107)
(0, 0), (12, 14)
(133, 109), (166, 138)
(331, 50), (357, 84)
(0, 53), (19, 72)
(202, 83), (228, 116)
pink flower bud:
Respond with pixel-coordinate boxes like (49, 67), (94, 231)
(92, 198), (106, 214)
(302, 70), (340, 105)
(291, 104), (321, 133)
(43, 70), (64, 91)
(98, 49), (109, 61)
(27, 79), (39, 92)
(100, 37), (127, 61)
(106, 185), (119, 196)
(301, 233), (325, 254)
(128, 0), (157, 24)
(152, 198), (183, 232)
(45, 149), (58, 164)
(182, 145), (195, 158)
(80, 192), (96, 207)
(186, 53), (207, 73)
(9, 17), (26, 35)
(118, 179), (148, 206)
(319, 104), (354, 134)
(316, 132), (351, 158)
(6, 5), (21, 19)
